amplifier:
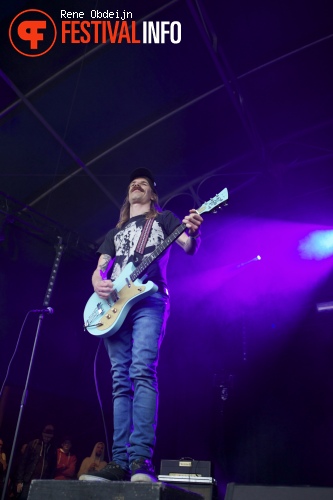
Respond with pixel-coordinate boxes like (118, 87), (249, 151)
(160, 460), (211, 478)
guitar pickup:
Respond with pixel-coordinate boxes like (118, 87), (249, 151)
(110, 290), (119, 302)
(97, 302), (104, 315)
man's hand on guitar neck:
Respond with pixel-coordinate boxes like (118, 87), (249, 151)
(177, 209), (203, 255)
(182, 209), (203, 238)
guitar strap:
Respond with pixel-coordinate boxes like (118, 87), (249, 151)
(133, 217), (154, 265)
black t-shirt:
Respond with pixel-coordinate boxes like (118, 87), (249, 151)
(97, 211), (182, 290)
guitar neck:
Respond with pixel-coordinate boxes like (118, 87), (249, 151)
(129, 187), (228, 282)
(130, 222), (187, 281)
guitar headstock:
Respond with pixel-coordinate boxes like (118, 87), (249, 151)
(197, 188), (228, 215)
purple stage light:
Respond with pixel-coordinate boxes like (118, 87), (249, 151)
(236, 255), (262, 268)
(169, 216), (333, 330)
(299, 229), (333, 260)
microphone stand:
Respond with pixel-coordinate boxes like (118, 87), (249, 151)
(1, 313), (46, 500)
(1, 238), (64, 500)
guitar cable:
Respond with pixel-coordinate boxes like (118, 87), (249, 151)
(0, 311), (31, 399)
(0, 308), (55, 398)
(0, 313), (112, 464)
(93, 339), (111, 462)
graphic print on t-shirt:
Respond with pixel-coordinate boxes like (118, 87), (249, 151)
(111, 218), (164, 281)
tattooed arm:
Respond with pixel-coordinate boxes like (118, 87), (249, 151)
(92, 254), (114, 299)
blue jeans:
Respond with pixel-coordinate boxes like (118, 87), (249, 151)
(104, 292), (170, 469)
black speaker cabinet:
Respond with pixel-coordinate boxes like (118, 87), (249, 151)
(27, 480), (204, 499)
(225, 483), (333, 500)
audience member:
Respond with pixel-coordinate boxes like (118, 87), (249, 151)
(7, 443), (27, 499)
(16, 424), (56, 499)
(77, 442), (107, 478)
(54, 437), (77, 480)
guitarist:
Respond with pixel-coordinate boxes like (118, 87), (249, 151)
(80, 168), (203, 483)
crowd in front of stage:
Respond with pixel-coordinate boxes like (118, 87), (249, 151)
(0, 424), (107, 499)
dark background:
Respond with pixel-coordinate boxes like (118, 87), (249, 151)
(1, 1), (333, 498)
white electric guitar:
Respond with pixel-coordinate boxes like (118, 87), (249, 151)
(83, 188), (228, 338)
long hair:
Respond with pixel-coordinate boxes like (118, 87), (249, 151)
(116, 183), (161, 229)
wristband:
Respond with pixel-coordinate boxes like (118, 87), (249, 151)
(189, 232), (201, 240)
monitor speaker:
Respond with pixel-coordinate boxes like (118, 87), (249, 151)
(225, 483), (333, 500)
(27, 479), (204, 499)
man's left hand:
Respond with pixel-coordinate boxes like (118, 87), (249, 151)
(182, 209), (203, 237)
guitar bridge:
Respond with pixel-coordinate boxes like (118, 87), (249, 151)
(84, 321), (103, 330)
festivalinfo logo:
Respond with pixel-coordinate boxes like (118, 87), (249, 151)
(9, 8), (182, 57)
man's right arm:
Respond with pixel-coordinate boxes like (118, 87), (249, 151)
(92, 254), (114, 299)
